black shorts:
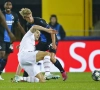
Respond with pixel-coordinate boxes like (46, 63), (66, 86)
(36, 41), (56, 53)
(0, 42), (13, 54)
(36, 41), (49, 51)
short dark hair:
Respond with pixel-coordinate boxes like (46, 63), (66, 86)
(4, 0), (12, 3)
(50, 14), (57, 21)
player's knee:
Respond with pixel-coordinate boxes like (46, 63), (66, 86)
(45, 52), (51, 56)
(50, 56), (56, 63)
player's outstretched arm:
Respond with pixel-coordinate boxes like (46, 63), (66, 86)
(30, 25), (57, 34)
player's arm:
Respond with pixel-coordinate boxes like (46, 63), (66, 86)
(30, 25), (57, 34)
(39, 18), (56, 49)
(14, 13), (26, 35)
(16, 22), (26, 35)
(0, 9), (15, 41)
(50, 31), (56, 49)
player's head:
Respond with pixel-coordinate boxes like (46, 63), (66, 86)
(19, 8), (34, 23)
(34, 30), (40, 41)
(4, 0), (12, 12)
(50, 14), (57, 25)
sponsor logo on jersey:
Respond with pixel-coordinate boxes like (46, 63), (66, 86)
(6, 21), (14, 25)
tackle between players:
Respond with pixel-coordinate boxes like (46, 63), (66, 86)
(16, 25), (57, 82)
(14, 8), (67, 81)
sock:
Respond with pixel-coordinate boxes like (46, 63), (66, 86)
(23, 71), (28, 77)
(54, 59), (65, 73)
(43, 56), (51, 76)
(34, 77), (39, 82)
(20, 76), (39, 82)
(0, 59), (7, 75)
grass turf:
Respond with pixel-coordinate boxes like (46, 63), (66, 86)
(0, 72), (99, 90)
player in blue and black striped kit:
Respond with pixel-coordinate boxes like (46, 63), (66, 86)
(0, 0), (25, 80)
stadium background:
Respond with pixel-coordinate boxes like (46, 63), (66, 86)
(0, 0), (100, 72)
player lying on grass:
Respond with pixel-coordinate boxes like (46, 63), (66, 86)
(12, 25), (61, 82)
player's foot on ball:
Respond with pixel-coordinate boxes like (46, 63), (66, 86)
(61, 71), (67, 81)
(0, 76), (4, 80)
(45, 74), (60, 80)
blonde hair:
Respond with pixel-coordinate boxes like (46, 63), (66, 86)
(19, 8), (32, 17)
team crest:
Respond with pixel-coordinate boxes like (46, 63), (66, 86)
(11, 15), (14, 19)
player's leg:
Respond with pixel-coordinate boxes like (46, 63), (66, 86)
(0, 42), (6, 80)
(18, 76), (40, 82)
(36, 51), (56, 80)
(36, 42), (60, 79)
(0, 43), (13, 76)
(36, 51), (51, 77)
(49, 45), (67, 81)
(35, 72), (45, 82)
(36, 42), (51, 76)
(23, 63), (45, 83)
(22, 41), (46, 77)
(36, 50), (60, 80)
(12, 64), (45, 83)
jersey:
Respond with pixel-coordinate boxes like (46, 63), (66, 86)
(0, 11), (19, 42)
(19, 30), (35, 53)
(26, 17), (52, 43)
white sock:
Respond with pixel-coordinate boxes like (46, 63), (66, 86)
(34, 77), (39, 82)
(20, 76), (35, 82)
(43, 56), (51, 76)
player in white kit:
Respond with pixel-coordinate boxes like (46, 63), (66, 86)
(17, 25), (57, 82)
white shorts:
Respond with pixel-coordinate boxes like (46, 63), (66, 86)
(18, 51), (40, 76)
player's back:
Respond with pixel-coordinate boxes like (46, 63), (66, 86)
(19, 30), (35, 53)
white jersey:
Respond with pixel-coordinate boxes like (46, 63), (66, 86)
(19, 30), (35, 53)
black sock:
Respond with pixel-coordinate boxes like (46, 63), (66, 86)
(54, 59), (65, 73)
(0, 59), (7, 75)
(23, 71), (28, 77)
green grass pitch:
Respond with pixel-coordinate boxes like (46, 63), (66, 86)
(0, 72), (99, 90)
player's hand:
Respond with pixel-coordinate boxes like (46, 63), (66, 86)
(8, 31), (16, 42)
(52, 44), (57, 50)
(47, 29), (57, 34)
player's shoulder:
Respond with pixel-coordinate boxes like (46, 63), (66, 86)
(34, 17), (45, 21)
(11, 11), (18, 16)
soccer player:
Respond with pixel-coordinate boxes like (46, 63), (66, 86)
(0, 0), (26, 80)
(0, 9), (16, 80)
(17, 8), (67, 81)
(17, 25), (57, 82)
(0, 9), (15, 41)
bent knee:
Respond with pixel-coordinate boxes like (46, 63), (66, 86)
(45, 52), (51, 56)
